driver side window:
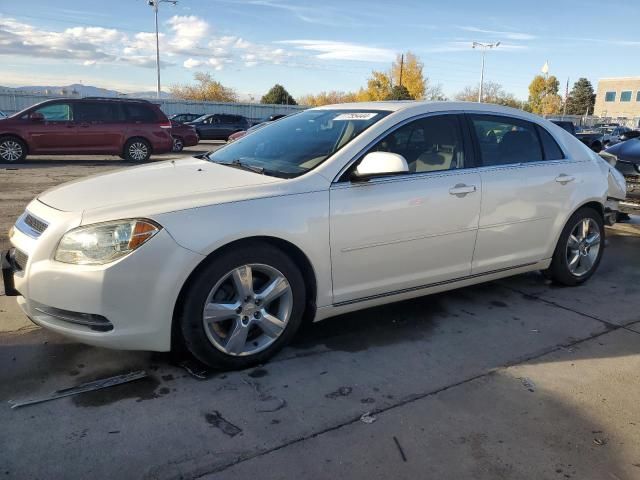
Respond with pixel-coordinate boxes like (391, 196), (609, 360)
(368, 114), (465, 173)
(34, 103), (72, 121)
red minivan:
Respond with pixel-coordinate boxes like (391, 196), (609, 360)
(0, 98), (174, 163)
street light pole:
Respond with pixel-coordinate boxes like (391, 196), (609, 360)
(472, 41), (500, 103)
(148, 0), (177, 99)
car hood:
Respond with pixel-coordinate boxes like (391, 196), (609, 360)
(606, 139), (640, 162)
(38, 157), (283, 214)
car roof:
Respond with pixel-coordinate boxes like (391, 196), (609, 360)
(313, 101), (548, 123)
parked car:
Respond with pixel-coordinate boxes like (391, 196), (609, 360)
(186, 114), (250, 141)
(0, 98), (173, 163)
(619, 130), (640, 142)
(602, 139), (640, 202)
(575, 128), (605, 152)
(2, 102), (625, 369)
(227, 115), (289, 143)
(550, 120), (576, 136)
(169, 113), (201, 124)
(602, 126), (632, 146)
(170, 121), (199, 152)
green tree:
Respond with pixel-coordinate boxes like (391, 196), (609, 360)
(565, 78), (595, 115)
(528, 75), (562, 114)
(261, 84), (297, 105)
(386, 85), (413, 100)
(169, 72), (238, 102)
(391, 52), (425, 99)
(455, 81), (521, 108)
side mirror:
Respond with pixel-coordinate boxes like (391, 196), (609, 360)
(29, 112), (45, 122)
(351, 151), (409, 181)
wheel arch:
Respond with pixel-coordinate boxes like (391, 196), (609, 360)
(123, 136), (153, 154)
(171, 235), (318, 350)
(0, 134), (29, 150)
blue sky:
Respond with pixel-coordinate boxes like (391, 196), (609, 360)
(1, 0), (639, 100)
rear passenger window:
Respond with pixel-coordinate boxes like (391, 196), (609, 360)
(75, 102), (121, 123)
(124, 104), (156, 123)
(537, 126), (564, 160)
(368, 114), (466, 173)
(471, 115), (543, 166)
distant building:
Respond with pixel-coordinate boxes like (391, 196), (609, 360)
(594, 77), (640, 118)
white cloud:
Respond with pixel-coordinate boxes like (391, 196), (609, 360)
(166, 15), (209, 54)
(457, 26), (536, 41)
(279, 40), (394, 62)
(183, 58), (203, 69)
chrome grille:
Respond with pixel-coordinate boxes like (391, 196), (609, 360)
(13, 249), (28, 272)
(15, 212), (48, 239)
(24, 214), (48, 234)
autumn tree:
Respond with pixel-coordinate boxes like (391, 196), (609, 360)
(386, 85), (412, 100)
(528, 75), (562, 114)
(297, 91), (357, 106)
(455, 82), (521, 108)
(261, 84), (297, 105)
(565, 78), (595, 115)
(169, 72), (238, 102)
(391, 52), (425, 99)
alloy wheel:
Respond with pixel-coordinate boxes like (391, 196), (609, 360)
(128, 142), (148, 161)
(0, 140), (23, 162)
(202, 263), (293, 356)
(566, 218), (601, 277)
(172, 138), (184, 152)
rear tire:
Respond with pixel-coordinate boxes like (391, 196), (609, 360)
(178, 243), (306, 370)
(172, 137), (184, 152)
(545, 207), (604, 286)
(123, 138), (151, 162)
(0, 136), (27, 163)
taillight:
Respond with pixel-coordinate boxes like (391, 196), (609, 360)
(159, 121), (172, 129)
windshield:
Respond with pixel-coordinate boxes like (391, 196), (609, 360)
(208, 109), (389, 177)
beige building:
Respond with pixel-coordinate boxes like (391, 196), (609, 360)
(594, 77), (640, 118)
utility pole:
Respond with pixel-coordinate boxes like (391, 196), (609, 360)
(148, 0), (178, 99)
(472, 42), (500, 103)
(399, 53), (404, 87)
(563, 77), (569, 116)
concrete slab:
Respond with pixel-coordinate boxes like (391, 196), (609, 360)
(0, 279), (610, 479)
(501, 224), (640, 328)
(202, 327), (640, 480)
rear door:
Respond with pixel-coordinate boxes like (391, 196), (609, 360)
(468, 114), (584, 274)
(73, 101), (124, 152)
(26, 102), (77, 153)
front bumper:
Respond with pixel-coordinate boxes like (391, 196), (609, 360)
(8, 200), (205, 351)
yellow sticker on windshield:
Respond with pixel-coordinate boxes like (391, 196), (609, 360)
(333, 113), (378, 121)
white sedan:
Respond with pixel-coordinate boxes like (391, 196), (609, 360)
(3, 102), (626, 369)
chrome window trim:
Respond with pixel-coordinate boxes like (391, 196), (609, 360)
(15, 212), (49, 239)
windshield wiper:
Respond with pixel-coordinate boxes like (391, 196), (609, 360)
(227, 159), (265, 174)
(209, 157), (297, 179)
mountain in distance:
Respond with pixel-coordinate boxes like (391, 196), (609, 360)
(3, 84), (171, 99)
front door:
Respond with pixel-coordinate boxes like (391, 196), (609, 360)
(468, 114), (583, 274)
(330, 114), (481, 304)
(26, 102), (77, 153)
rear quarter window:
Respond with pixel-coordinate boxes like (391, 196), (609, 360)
(124, 104), (157, 122)
(537, 126), (565, 160)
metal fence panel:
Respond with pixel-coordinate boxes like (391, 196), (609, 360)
(0, 92), (306, 122)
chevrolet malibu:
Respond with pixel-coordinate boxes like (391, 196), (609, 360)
(2, 102), (627, 369)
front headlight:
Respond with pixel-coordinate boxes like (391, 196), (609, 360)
(54, 219), (161, 265)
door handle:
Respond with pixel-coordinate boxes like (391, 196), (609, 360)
(555, 174), (575, 184)
(449, 184), (477, 196)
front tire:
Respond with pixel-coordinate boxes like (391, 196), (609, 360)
(179, 243), (306, 369)
(0, 136), (27, 163)
(545, 207), (604, 286)
(123, 138), (151, 162)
